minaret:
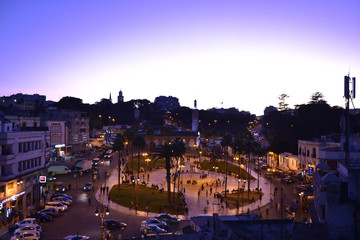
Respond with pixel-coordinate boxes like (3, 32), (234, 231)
(118, 90), (124, 103)
(192, 99), (199, 131)
(109, 92), (112, 103)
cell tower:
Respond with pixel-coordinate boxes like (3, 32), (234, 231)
(344, 75), (356, 164)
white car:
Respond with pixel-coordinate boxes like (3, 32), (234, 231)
(45, 201), (68, 212)
(15, 218), (39, 228)
(11, 230), (40, 240)
(14, 224), (42, 234)
(51, 196), (72, 205)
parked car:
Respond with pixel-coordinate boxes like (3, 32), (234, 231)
(63, 235), (90, 240)
(281, 177), (293, 184)
(15, 218), (39, 228)
(40, 207), (59, 216)
(140, 224), (167, 234)
(154, 213), (181, 223)
(45, 201), (68, 212)
(29, 211), (52, 222)
(103, 219), (127, 231)
(141, 218), (167, 230)
(265, 173), (274, 179)
(83, 182), (93, 191)
(51, 196), (73, 205)
(14, 224), (42, 234)
(53, 193), (72, 200)
(11, 230), (40, 240)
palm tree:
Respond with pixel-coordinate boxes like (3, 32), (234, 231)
(154, 143), (175, 206)
(221, 134), (232, 197)
(112, 134), (124, 194)
(132, 134), (147, 182)
(171, 137), (186, 195)
(124, 126), (137, 177)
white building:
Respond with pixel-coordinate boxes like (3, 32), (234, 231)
(279, 152), (299, 171)
(0, 118), (49, 221)
(298, 137), (341, 171)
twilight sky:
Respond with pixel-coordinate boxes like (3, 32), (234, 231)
(1, 0), (359, 115)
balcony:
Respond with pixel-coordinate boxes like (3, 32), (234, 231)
(0, 154), (15, 162)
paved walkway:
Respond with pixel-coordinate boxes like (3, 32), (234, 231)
(96, 156), (278, 220)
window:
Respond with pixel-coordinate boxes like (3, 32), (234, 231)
(18, 162), (22, 172)
(312, 148), (316, 158)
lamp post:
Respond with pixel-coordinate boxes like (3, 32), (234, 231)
(95, 205), (110, 240)
(178, 162), (185, 193)
(234, 156), (240, 202)
(145, 158), (151, 183)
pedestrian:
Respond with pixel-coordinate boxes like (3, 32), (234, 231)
(206, 190), (208, 197)
(210, 187), (212, 194)
(88, 197), (91, 206)
(68, 184), (71, 191)
(106, 186), (109, 194)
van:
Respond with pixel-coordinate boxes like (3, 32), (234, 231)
(47, 165), (71, 176)
(75, 160), (92, 173)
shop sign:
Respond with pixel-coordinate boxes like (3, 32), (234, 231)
(39, 176), (46, 183)
(0, 191), (25, 209)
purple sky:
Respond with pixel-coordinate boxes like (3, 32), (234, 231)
(1, 0), (360, 115)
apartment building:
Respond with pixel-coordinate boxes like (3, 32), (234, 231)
(0, 117), (49, 222)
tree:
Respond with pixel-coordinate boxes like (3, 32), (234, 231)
(132, 134), (147, 181)
(56, 96), (84, 110)
(112, 134), (124, 194)
(124, 126), (137, 176)
(278, 94), (290, 111)
(154, 143), (175, 206)
(171, 137), (186, 195)
(221, 134), (232, 197)
(309, 92), (327, 104)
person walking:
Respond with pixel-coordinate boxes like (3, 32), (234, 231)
(106, 186), (109, 194)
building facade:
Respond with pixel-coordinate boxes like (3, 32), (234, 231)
(0, 119), (49, 223)
(0, 93), (46, 111)
(279, 152), (299, 171)
(43, 108), (90, 153)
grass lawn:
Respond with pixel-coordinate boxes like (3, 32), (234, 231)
(109, 184), (186, 215)
(124, 155), (166, 173)
(224, 191), (264, 209)
(198, 161), (255, 180)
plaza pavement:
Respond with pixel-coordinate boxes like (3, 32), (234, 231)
(95, 156), (278, 220)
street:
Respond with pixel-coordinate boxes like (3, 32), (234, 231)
(2, 151), (310, 239)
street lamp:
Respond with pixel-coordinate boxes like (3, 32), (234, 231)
(178, 162), (185, 193)
(234, 156), (240, 202)
(95, 205), (110, 240)
(145, 158), (151, 183)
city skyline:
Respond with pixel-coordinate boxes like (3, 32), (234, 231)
(1, 0), (360, 115)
